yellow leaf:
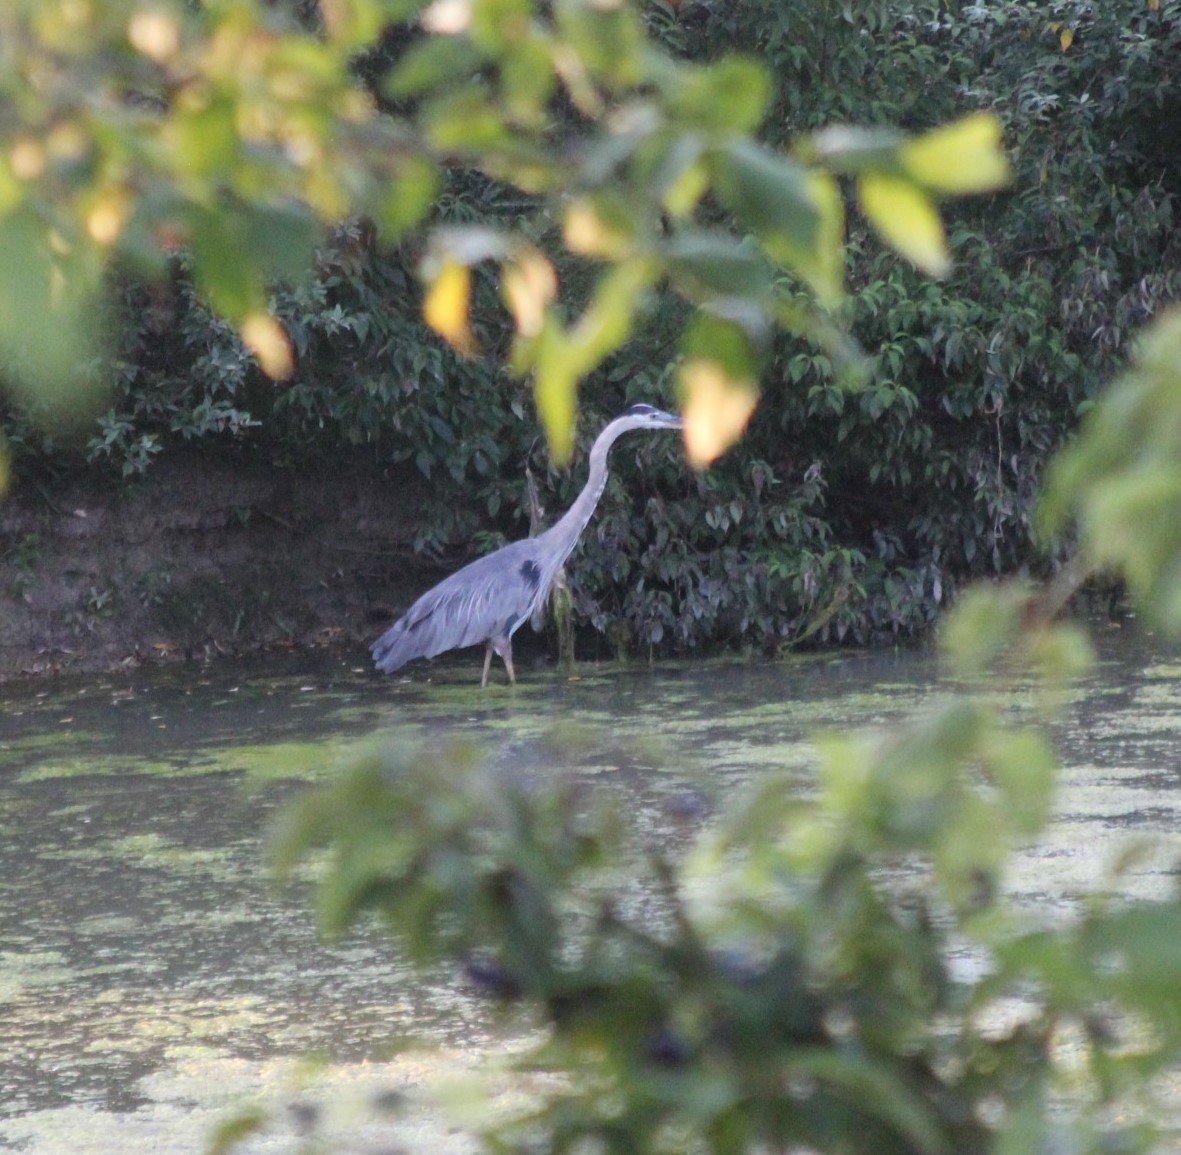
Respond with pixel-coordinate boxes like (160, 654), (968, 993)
(240, 312), (295, 380)
(9, 138), (46, 182)
(423, 259), (476, 356)
(805, 170), (845, 308)
(1059, 26), (1073, 50)
(421, 0), (471, 34)
(858, 175), (950, 278)
(1149, 0), (1160, 10)
(503, 249), (557, 339)
(127, 9), (181, 62)
(662, 159), (709, 219)
(318, 0), (386, 46)
(679, 359), (758, 468)
(563, 198), (632, 260)
(534, 318), (577, 465)
(900, 113), (1011, 194)
(86, 187), (131, 247)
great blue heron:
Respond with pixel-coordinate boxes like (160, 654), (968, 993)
(371, 403), (684, 685)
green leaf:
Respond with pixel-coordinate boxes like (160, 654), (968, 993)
(0, 209), (106, 426)
(1084, 904), (1181, 998)
(805, 124), (905, 174)
(554, 0), (645, 88)
(681, 309), (762, 379)
(568, 259), (653, 370)
(992, 1088), (1050, 1155)
(653, 135), (709, 219)
(470, 0), (536, 53)
(207, 1106), (269, 1155)
(528, 261), (654, 462)
(981, 726), (1057, 838)
(1027, 621), (1095, 694)
(669, 55), (771, 133)
(663, 232), (775, 298)
(377, 156), (442, 240)
(166, 98), (239, 178)
(711, 139), (820, 249)
(318, 0), (391, 48)
(786, 1049), (946, 1155)
(189, 208), (267, 320)
(710, 141), (846, 304)
(424, 87), (515, 153)
(780, 171), (844, 308)
(1085, 467), (1181, 619)
(384, 36), (484, 100)
(939, 583), (1029, 676)
(241, 202), (319, 283)
(499, 36), (556, 125)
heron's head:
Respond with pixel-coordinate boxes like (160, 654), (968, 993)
(619, 403), (684, 430)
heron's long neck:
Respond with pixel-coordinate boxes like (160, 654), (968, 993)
(539, 419), (629, 573)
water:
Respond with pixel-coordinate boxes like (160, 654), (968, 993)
(2, 627), (1181, 1152)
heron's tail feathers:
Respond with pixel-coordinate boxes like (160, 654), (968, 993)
(371, 620), (417, 672)
(371, 598), (451, 672)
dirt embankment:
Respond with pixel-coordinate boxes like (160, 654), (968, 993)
(0, 452), (439, 680)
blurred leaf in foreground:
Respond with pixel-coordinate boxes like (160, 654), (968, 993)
(679, 359), (758, 469)
(900, 113), (1012, 194)
(1039, 309), (1181, 631)
(857, 175), (950, 278)
(0, 209), (107, 427)
(423, 258), (477, 357)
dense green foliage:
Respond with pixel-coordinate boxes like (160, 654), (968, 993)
(687, 0), (1181, 641)
(6, 0), (1181, 655)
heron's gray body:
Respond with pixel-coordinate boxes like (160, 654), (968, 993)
(371, 404), (683, 685)
(371, 537), (557, 674)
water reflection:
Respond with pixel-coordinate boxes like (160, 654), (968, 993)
(2, 627), (1181, 1150)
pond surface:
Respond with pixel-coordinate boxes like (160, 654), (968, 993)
(2, 625), (1181, 1153)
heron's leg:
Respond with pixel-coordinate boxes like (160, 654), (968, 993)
(487, 637), (516, 685)
(481, 643), (494, 688)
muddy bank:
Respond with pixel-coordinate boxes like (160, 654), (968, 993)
(0, 452), (443, 680)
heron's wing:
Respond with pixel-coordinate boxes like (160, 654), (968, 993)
(371, 540), (548, 672)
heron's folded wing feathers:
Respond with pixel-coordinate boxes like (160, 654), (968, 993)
(371, 541), (546, 671)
